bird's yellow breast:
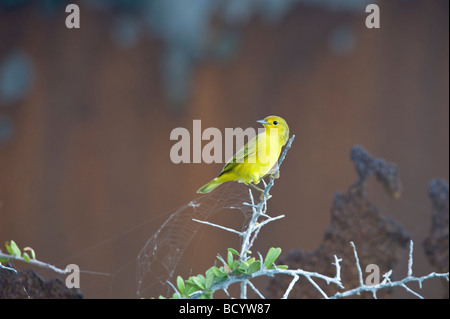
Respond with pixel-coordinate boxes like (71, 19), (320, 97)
(224, 131), (282, 184)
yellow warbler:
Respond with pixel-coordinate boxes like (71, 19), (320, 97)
(197, 115), (289, 194)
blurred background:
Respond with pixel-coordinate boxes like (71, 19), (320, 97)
(0, 0), (448, 298)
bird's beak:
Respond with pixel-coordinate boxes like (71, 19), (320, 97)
(257, 120), (270, 125)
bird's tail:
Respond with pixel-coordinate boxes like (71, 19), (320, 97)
(197, 177), (224, 194)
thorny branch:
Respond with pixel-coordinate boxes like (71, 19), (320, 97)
(190, 135), (449, 299)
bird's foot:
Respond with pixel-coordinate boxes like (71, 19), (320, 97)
(270, 170), (280, 179)
(260, 192), (271, 201)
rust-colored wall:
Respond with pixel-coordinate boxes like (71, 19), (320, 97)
(0, 1), (448, 298)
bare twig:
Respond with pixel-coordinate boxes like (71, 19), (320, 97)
(282, 274), (299, 299)
(192, 219), (243, 236)
(330, 240), (449, 299)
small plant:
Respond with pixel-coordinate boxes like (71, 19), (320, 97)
(0, 240), (36, 263)
(0, 239), (67, 275)
(163, 247), (287, 299)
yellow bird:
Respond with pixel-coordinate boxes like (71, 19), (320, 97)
(197, 115), (290, 195)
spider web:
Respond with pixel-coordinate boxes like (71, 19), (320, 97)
(136, 182), (252, 298)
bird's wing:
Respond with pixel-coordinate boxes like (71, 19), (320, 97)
(219, 133), (260, 176)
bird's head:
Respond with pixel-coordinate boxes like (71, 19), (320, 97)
(257, 116), (290, 144)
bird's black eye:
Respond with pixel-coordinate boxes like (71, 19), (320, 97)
(273, 121), (278, 125)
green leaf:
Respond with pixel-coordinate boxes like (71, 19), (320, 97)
(210, 266), (228, 278)
(247, 257), (256, 265)
(247, 260), (261, 274)
(0, 257), (10, 263)
(214, 275), (228, 285)
(6, 240), (21, 257)
(184, 283), (199, 297)
(23, 247), (36, 260)
(192, 276), (206, 290)
(227, 250), (234, 268)
(276, 265), (289, 270)
(176, 276), (185, 295)
(205, 270), (215, 289)
(236, 268), (247, 274)
(264, 247), (282, 269)
(5, 242), (12, 255)
(236, 263), (247, 274)
(237, 261), (249, 271)
(228, 248), (239, 256)
(205, 267), (213, 278)
(22, 252), (30, 263)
